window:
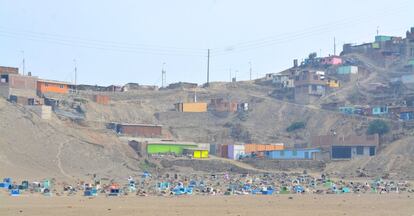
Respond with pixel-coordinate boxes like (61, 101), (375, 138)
(280, 150), (285, 157)
(45, 83), (49, 87)
(356, 146), (364, 155)
(332, 146), (352, 159)
(311, 85), (317, 91)
(369, 147), (376, 156)
(411, 48), (414, 57)
(59, 84), (64, 88)
(292, 150), (297, 156)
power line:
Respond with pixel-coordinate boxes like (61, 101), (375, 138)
(0, 26), (206, 54)
(0, 30), (206, 57)
(210, 2), (410, 56)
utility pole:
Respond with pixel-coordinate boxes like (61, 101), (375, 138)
(161, 62), (166, 88)
(21, 50), (25, 75)
(334, 37), (336, 56)
(74, 59), (77, 94)
(377, 26), (379, 36)
(249, 62), (252, 81)
(206, 49), (210, 85)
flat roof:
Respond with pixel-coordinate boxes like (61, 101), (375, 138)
(125, 137), (207, 145)
(114, 123), (163, 127)
(38, 79), (73, 85)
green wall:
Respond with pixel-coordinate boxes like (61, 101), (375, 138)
(147, 144), (198, 155)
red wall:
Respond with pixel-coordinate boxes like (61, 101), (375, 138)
(119, 125), (162, 137)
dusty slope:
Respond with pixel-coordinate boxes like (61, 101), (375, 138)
(0, 98), (141, 181)
(325, 136), (414, 179)
(82, 83), (366, 145)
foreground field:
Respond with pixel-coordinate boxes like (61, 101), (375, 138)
(1, 194), (413, 216)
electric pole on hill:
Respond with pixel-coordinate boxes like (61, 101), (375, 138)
(74, 59), (77, 94)
(206, 49), (210, 86)
(21, 50), (25, 75)
(161, 62), (166, 88)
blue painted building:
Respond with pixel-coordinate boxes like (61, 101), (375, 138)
(265, 148), (321, 160)
(400, 112), (414, 121)
(372, 106), (388, 115)
(339, 107), (355, 115)
(399, 107), (414, 121)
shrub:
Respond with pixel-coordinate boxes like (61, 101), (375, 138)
(286, 121), (306, 132)
(367, 120), (390, 136)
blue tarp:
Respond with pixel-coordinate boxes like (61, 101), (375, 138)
(342, 187), (351, 193)
(172, 186), (193, 195)
(84, 188), (98, 196)
(293, 185), (304, 193)
(10, 189), (20, 196)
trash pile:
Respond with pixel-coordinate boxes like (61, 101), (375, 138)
(1, 173), (413, 197)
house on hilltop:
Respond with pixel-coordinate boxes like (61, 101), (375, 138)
(294, 71), (326, 104)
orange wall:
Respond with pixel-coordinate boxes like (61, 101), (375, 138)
(37, 81), (69, 94)
(245, 144), (284, 153)
(182, 102), (207, 112)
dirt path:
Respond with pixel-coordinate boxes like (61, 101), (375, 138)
(56, 140), (73, 179)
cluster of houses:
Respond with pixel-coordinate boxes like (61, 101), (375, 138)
(266, 57), (356, 104)
(339, 104), (414, 122)
(0, 66), (115, 119)
(174, 98), (249, 113)
(343, 27), (414, 66)
(110, 120), (379, 161)
(125, 134), (379, 161)
(343, 27), (414, 85)
(266, 27), (414, 124)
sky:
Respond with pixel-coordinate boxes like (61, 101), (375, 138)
(0, 0), (413, 86)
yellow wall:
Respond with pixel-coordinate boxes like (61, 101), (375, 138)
(193, 150), (208, 158)
(327, 80), (340, 88)
(182, 102), (207, 112)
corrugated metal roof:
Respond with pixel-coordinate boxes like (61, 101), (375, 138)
(38, 79), (73, 85)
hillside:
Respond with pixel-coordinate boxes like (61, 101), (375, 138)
(1, 49), (414, 181)
(0, 98), (140, 181)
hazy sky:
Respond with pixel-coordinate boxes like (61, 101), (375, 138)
(1, 0), (413, 86)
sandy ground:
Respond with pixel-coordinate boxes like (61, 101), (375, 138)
(1, 194), (413, 216)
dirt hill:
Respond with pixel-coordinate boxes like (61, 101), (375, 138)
(0, 98), (141, 182)
(1, 51), (413, 180)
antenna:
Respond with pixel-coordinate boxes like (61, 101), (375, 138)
(161, 62), (166, 88)
(206, 49), (210, 85)
(334, 37), (336, 56)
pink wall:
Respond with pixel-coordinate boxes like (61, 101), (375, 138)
(322, 56), (342, 65)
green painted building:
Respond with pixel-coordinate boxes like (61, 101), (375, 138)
(375, 35), (392, 42)
(147, 143), (198, 155)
